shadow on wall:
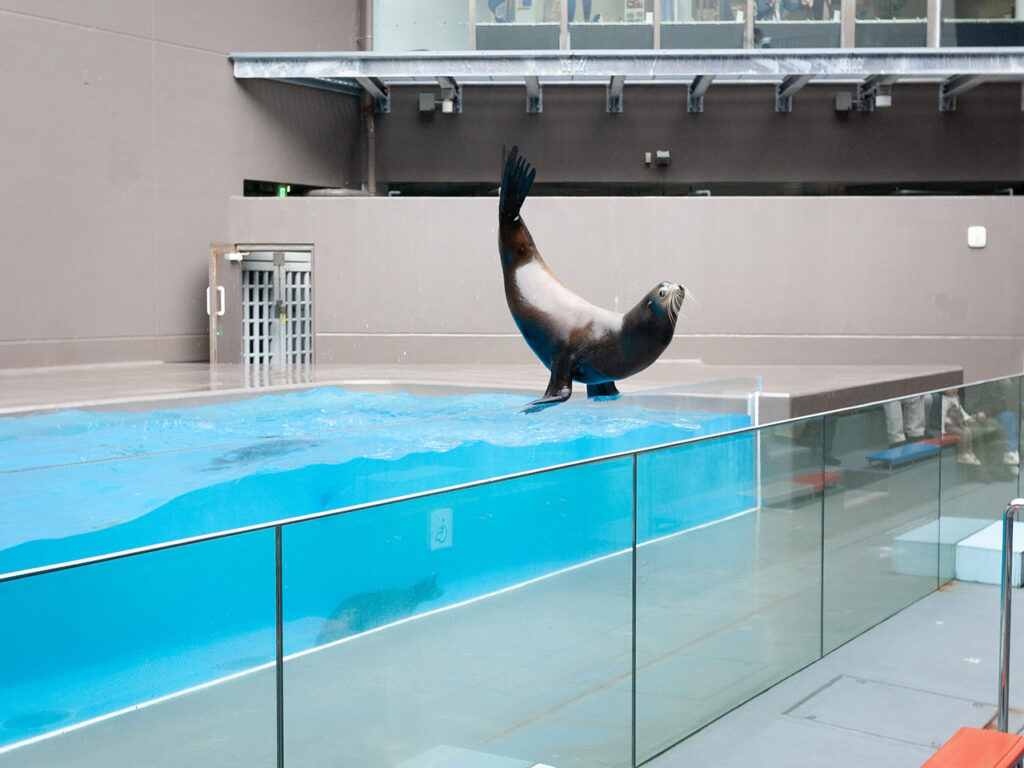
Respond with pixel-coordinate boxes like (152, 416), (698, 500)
(234, 78), (363, 191)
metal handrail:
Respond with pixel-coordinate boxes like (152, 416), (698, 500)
(999, 498), (1024, 732)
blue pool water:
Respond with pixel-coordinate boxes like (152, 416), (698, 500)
(0, 387), (755, 749)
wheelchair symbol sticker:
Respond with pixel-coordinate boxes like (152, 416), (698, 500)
(430, 508), (453, 550)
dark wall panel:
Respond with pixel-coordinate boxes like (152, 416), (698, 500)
(373, 82), (1024, 188)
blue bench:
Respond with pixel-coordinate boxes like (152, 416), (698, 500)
(866, 441), (940, 468)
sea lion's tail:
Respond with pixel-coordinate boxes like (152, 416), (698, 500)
(499, 145), (536, 221)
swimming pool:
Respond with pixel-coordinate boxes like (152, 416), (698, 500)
(0, 386), (756, 750)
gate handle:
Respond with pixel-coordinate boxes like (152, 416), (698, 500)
(206, 286), (226, 317)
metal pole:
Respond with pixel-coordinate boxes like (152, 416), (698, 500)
(363, 91), (376, 197)
(276, 525), (285, 768)
(999, 499), (1024, 732)
(653, 0), (661, 49)
(840, 0), (856, 47)
(631, 453), (638, 768)
(927, 0), (942, 47)
(358, 0), (373, 51)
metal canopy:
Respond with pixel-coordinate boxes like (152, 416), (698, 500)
(231, 48), (1024, 113)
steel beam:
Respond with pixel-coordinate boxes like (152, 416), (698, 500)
(272, 77), (362, 97)
(355, 76), (390, 113)
(525, 75), (542, 113)
(775, 74), (812, 112)
(939, 74), (988, 111)
(231, 50), (1024, 84)
(687, 75), (714, 113)
(607, 75), (625, 113)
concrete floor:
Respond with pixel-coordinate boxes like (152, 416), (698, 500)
(0, 359), (961, 421)
(649, 581), (1022, 768)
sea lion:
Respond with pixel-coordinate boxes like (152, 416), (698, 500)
(498, 146), (686, 411)
(209, 438), (317, 468)
(315, 573), (442, 645)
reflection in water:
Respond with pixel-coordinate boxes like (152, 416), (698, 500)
(209, 438), (317, 468)
(244, 363), (312, 389)
(316, 573), (443, 645)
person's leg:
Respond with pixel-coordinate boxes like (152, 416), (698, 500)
(950, 425), (977, 463)
(582, 0), (592, 21)
(904, 396), (926, 440)
(997, 410), (1019, 455)
(883, 401), (905, 445)
(568, 0), (576, 21)
(969, 419), (1004, 472)
(823, 413), (840, 466)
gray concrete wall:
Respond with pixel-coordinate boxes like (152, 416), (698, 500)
(0, 2), (362, 368)
(229, 194), (1024, 383)
(4, 3), (1022, 374)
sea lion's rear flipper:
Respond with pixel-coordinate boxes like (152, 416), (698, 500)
(522, 362), (573, 413)
(587, 381), (621, 399)
(499, 145), (536, 222)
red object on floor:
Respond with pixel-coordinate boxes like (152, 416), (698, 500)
(920, 726), (1024, 768)
(791, 471), (842, 492)
(921, 434), (958, 448)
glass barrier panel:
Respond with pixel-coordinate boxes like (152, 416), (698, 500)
(282, 457), (634, 768)
(753, 19), (840, 46)
(854, 0), (927, 44)
(475, 0), (562, 50)
(939, 378), (1022, 584)
(942, 0), (1024, 46)
(562, 0), (654, 22)
(634, 422), (822, 761)
(567, 0), (655, 47)
(374, 0), (470, 51)
(0, 380), (751, 577)
(751, 0), (839, 49)
(855, 19), (927, 45)
(663, 0), (741, 21)
(0, 531), (276, 766)
(822, 398), (940, 653)
(662, 20), (746, 46)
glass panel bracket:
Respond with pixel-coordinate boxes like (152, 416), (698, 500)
(356, 76), (391, 113)
(688, 75), (715, 113)
(775, 74), (812, 112)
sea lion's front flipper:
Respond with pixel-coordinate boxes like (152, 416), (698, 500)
(586, 381), (621, 400)
(522, 362), (573, 413)
(499, 145), (536, 222)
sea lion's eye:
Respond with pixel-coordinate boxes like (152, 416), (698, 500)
(658, 288), (667, 298)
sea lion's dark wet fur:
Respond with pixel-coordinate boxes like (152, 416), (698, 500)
(498, 146), (686, 411)
(316, 573), (442, 645)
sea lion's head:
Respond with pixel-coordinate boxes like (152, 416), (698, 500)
(646, 282), (686, 327)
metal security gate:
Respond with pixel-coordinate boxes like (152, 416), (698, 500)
(241, 250), (312, 375)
